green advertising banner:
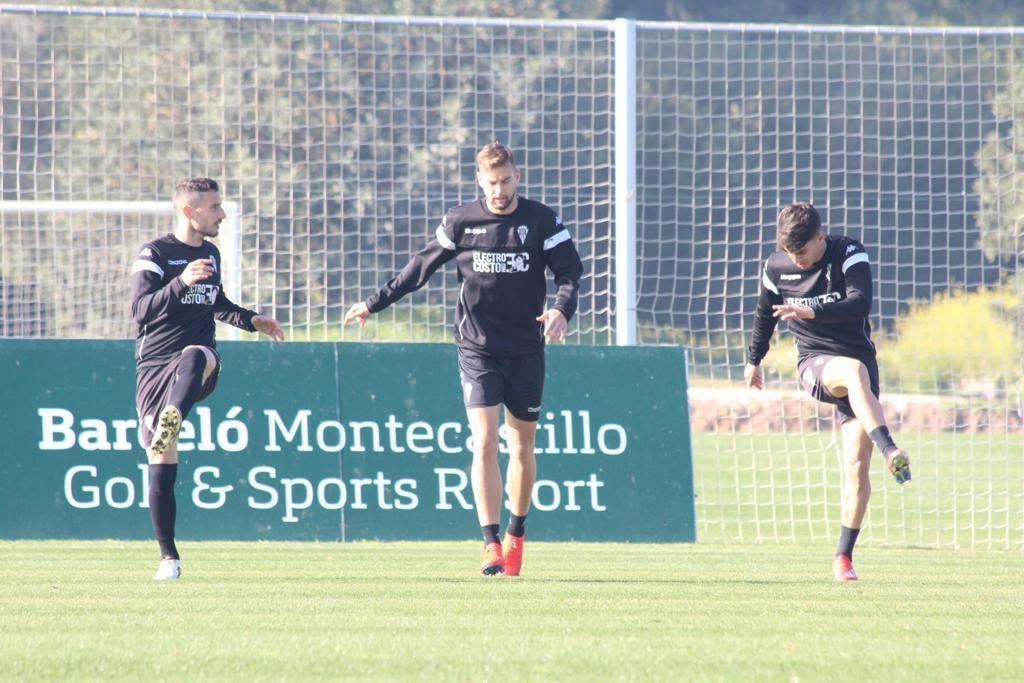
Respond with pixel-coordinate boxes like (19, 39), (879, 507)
(0, 340), (695, 542)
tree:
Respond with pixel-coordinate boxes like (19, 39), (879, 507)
(975, 63), (1024, 268)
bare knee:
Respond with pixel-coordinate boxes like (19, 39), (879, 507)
(507, 444), (535, 467)
(472, 433), (500, 460)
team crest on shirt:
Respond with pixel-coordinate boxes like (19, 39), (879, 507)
(517, 225), (529, 244)
(209, 254), (218, 272)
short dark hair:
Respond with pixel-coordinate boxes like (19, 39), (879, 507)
(476, 142), (515, 171)
(174, 177), (219, 198)
(776, 203), (821, 251)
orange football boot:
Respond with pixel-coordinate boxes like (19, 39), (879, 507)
(502, 533), (525, 577)
(832, 554), (858, 582)
(481, 541), (505, 576)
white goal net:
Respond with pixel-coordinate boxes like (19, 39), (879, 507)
(2, 7), (1022, 549)
(635, 23), (1024, 550)
(0, 8), (616, 344)
(0, 200), (240, 338)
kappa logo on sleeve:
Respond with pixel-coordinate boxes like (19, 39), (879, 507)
(845, 244), (858, 255)
(139, 248), (153, 258)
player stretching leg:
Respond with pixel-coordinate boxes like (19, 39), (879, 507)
(131, 178), (284, 580)
(344, 143), (583, 576)
(744, 203), (911, 582)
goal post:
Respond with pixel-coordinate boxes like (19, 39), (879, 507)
(614, 18), (638, 347)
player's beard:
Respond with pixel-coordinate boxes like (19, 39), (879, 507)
(196, 221), (221, 238)
(488, 192), (516, 213)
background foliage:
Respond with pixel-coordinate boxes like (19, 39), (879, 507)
(2, 1), (1022, 393)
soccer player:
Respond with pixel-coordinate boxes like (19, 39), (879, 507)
(131, 177), (284, 581)
(343, 143), (584, 576)
(744, 202), (911, 582)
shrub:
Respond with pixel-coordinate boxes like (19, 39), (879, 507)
(879, 287), (1022, 395)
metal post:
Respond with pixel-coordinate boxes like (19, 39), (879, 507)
(614, 18), (637, 346)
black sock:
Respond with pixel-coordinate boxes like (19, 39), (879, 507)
(868, 426), (898, 456)
(507, 514), (527, 538)
(166, 347), (207, 421)
(481, 524), (500, 546)
(149, 464), (179, 559)
(836, 525), (861, 560)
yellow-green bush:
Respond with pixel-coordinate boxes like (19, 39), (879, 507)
(879, 287), (1022, 394)
(758, 335), (798, 378)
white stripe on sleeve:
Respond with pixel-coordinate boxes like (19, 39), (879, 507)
(842, 252), (869, 273)
(762, 266), (779, 295)
(132, 260), (164, 277)
(435, 224), (456, 251)
(543, 229), (571, 251)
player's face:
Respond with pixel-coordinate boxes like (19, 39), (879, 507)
(187, 191), (226, 238)
(477, 163), (519, 214)
(784, 233), (826, 270)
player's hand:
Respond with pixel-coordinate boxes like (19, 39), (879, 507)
(343, 302), (371, 327)
(180, 259), (216, 286)
(772, 304), (815, 321)
(744, 363), (764, 390)
(252, 315), (284, 341)
(536, 308), (567, 343)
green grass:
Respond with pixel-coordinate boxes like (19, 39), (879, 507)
(1, 540), (1022, 681)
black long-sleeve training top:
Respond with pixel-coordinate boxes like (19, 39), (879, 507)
(747, 234), (876, 366)
(131, 234), (257, 368)
(366, 197), (584, 356)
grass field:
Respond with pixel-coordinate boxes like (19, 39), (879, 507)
(2, 540), (1022, 681)
(3, 431), (1022, 680)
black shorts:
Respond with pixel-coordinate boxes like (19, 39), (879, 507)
(456, 346), (545, 422)
(798, 354), (880, 425)
(135, 347), (222, 444)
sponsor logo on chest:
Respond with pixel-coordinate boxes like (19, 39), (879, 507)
(472, 251), (530, 274)
(785, 291), (842, 307)
(181, 283), (219, 305)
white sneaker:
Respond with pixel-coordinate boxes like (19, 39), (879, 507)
(153, 558), (181, 581)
